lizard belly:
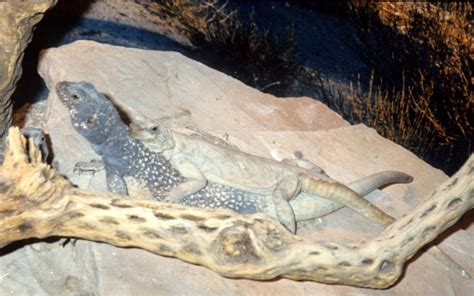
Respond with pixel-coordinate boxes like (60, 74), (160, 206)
(176, 182), (272, 215)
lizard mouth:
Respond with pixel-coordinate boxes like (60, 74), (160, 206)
(56, 81), (71, 104)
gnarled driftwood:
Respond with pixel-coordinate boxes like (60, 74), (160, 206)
(0, 127), (472, 288)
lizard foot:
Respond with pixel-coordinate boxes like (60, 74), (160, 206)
(272, 176), (301, 233)
(281, 152), (328, 176)
(274, 197), (297, 233)
(272, 186), (298, 233)
(73, 159), (105, 175)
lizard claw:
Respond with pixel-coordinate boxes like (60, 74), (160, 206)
(281, 216), (296, 234)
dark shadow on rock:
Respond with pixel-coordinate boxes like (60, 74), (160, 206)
(11, 2), (93, 127)
(0, 237), (63, 257)
(103, 93), (132, 126)
(12, 1), (186, 128)
(44, 132), (54, 164)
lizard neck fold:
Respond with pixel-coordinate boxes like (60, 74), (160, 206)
(90, 123), (129, 156)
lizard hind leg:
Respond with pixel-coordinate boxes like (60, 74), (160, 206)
(106, 171), (129, 195)
(281, 157), (328, 176)
(271, 176), (301, 233)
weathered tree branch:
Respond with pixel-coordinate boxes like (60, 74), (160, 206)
(0, 128), (472, 288)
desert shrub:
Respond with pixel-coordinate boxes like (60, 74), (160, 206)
(334, 72), (443, 157)
(344, 2), (473, 174)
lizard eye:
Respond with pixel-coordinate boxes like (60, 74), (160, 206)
(151, 126), (158, 131)
(86, 117), (96, 125)
(72, 93), (80, 100)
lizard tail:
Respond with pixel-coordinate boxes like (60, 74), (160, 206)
(348, 171), (413, 197)
(299, 173), (471, 279)
(299, 174), (395, 227)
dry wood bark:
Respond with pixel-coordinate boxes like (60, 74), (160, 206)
(0, 127), (472, 288)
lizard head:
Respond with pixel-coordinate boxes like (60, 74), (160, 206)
(129, 121), (170, 150)
(56, 81), (125, 145)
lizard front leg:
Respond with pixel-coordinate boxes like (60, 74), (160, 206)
(73, 159), (105, 175)
(164, 159), (207, 202)
(272, 175), (301, 233)
(106, 170), (129, 195)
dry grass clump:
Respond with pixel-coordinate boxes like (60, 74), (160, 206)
(343, 2), (473, 174)
(335, 72), (443, 157)
(154, 0), (299, 94)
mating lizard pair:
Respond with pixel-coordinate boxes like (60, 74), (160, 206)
(53, 81), (468, 277)
(56, 81), (406, 232)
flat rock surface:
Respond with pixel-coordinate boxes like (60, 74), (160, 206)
(1, 40), (472, 295)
